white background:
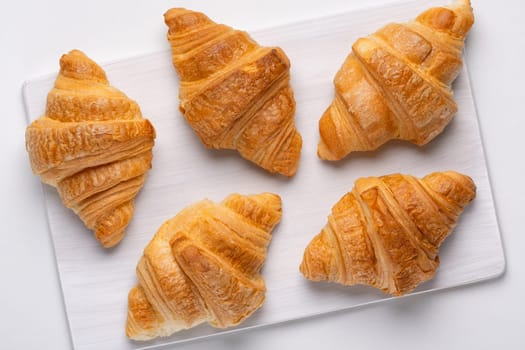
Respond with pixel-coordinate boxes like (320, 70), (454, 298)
(1, 0), (523, 349)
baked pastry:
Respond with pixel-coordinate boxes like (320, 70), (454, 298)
(300, 171), (476, 296)
(25, 50), (156, 248)
(164, 8), (302, 176)
(126, 192), (282, 340)
(318, 0), (474, 160)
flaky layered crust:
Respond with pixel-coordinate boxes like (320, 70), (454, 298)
(126, 193), (282, 340)
(25, 50), (156, 247)
(164, 8), (302, 176)
(300, 171), (476, 296)
(318, 0), (474, 160)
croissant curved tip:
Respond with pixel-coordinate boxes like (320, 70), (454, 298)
(227, 192), (282, 207)
(63, 49), (87, 58)
(58, 49), (108, 83)
(317, 105), (351, 161)
(126, 285), (163, 341)
(317, 142), (340, 161)
(221, 192), (282, 232)
(256, 192), (282, 204)
(416, 0), (474, 38)
(163, 7), (189, 20)
(249, 192), (283, 221)
(164, 7), (212, 34)
(299, 253), (317, 280)
(442, 170), (476, 192)
(450, 0), (474, 22)
(299, 232), (333, 282)
(423, 171), (476, 208)
(97, 228), (125, 248)
(452, 0), (472, 10)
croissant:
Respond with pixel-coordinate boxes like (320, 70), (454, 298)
(164, 8), (302, 177)
(318, 0), (474, 160)
(25, 50), (156, 248)
(126, 192), (282, 340)
(300, 171), (476, 296)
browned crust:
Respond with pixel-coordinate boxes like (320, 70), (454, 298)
(300, 171), (476, 296)
(25, 50), (156, 247)
(318, 0), (474, 160)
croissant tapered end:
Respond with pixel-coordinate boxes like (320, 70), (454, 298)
(126, 285), (167, 341)
(58, 49), (108, 84)
(163, 8), (214, 35)
(222, 192), (282, 232)
(416, 0), (474, 39)
(164, 7), (302, 177)
(300, 171), (476, 296)
(299, 229), (339, 283)
(93, 201), (135, 248)
(25, 50), (156, 248)
(317, 1), (474, 161)
(422, 171), (476, 209)
(126, 193), (281, 340)
(317, 105), (346, 161)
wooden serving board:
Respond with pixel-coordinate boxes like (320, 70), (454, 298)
(23, 0), (505, 349)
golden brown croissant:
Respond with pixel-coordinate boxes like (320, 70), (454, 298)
(164, 8), (302, 177)
(318, 0), (474, 160)
(25, 50), (156, 248)
(126, 192), (282, 340)
(300, 171), (476, 296)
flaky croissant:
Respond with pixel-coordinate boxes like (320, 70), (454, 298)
(318, 0), (474, 160)
(300, 171), (476, 296)
(164, 8), (302, 177)
(25, 50), (156, 248)
(126, 193), (282, 340)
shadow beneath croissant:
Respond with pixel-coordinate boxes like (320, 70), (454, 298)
(299, 277), (387, 298)
(125, 265), (505, 349)
(187, 142), (300, 184)
(317, 116), (459, 176)
(270, 270), (506, 328)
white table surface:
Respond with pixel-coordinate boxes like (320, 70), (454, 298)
(1, 0), (523, 349)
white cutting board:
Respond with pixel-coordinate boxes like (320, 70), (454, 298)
(22, 0), (505, 349)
